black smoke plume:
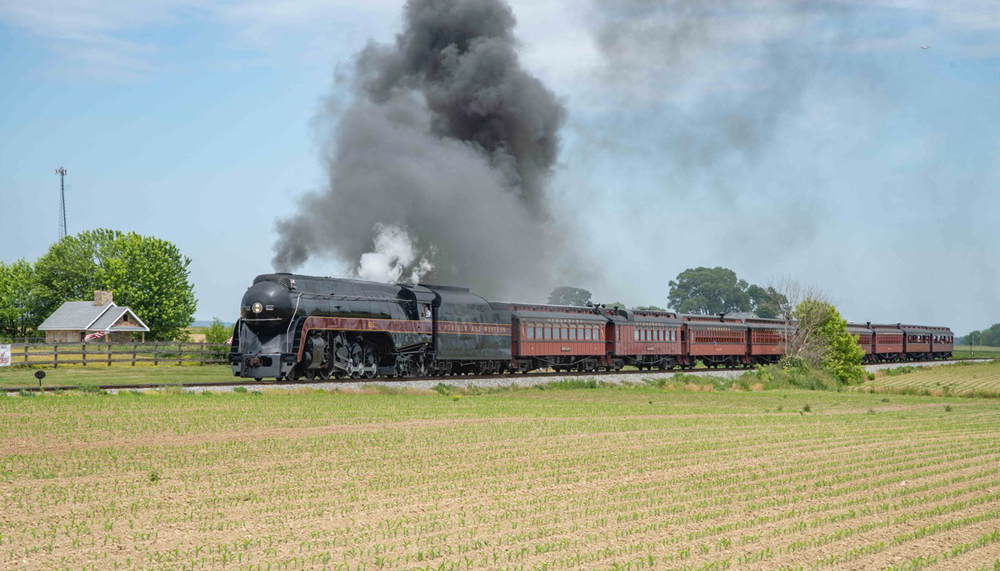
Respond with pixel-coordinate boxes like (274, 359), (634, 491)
(273, 0), (571, 299)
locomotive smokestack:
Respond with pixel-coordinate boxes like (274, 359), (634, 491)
(272, 0), (579, 300)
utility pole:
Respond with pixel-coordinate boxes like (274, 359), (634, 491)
(55, 167), (67, 239)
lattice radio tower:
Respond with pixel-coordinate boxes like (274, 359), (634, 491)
(55, 167), (68, 239)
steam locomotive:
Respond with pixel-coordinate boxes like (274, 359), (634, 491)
(229, 273), (954, 380)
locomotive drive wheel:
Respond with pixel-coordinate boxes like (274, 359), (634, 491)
(349, 342), (364, 379)
(317, 342), (336, 380)
(363, 346), (377, 379)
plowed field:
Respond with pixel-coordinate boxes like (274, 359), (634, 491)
(2, 386), (999, 570)
(868, 361), (1000, 398)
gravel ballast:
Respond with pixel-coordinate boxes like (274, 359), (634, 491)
(158, 359), (991, 394)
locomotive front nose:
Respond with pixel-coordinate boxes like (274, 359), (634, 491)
(241, 280), (294, 333)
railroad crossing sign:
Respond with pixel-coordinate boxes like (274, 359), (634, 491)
(0, 344), (10, 367)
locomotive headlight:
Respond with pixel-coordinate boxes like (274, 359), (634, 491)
(252, 302), (264, 315)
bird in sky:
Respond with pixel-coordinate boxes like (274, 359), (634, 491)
(921, 45), (930, 49)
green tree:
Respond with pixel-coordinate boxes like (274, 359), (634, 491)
(33, 229), (197, 341)
(980, 324), (1000, 347)
(667, 267), (751, 315)
(103, 233), (197, 341)
(547, 286), (592, 307)
(791, 299), (865, 384)
(32, 229), (123, 319)
(0, 259), (41, 338)
(964, 330), (981, 346)
(746, 284), (788, 319)
(633, 305), (666, 311)
(605, 301), (626, 310)
(204, 318), (231, 345)
(204, 317), (232, 359)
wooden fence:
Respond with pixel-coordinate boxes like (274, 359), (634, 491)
(0, 342), (230, 368)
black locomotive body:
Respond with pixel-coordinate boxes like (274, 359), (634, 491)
(230, 273), (511, 380)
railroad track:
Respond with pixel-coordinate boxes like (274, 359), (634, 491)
(2, 357), (993, 393)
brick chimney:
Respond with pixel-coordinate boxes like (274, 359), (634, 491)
(94, 290), (113, 306)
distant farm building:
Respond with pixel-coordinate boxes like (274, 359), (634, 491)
(37, 290), (149, 343)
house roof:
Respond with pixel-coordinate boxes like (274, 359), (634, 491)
(91, 306), (149, 331)
(38, 302), (150, 332)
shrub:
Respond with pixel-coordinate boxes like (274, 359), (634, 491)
(205, 317), (232, 359)
(790, 299), (865, 384)
(537, 379), (598, 390)
(233, 386), (248, 394)
(79, 385), (107, 395)
(753, 360), (840, 391)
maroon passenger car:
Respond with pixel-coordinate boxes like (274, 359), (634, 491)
(604, 309), (684, 370)
(871, 324), (905, 362)
(745, 318), (787, 365)
(847, 322), (875, 362)
(683, 315), (749, 368)
(928, 327), (954, 359)
(496, 302), (607, 373)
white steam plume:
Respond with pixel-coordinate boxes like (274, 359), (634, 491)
(354, 223), (435, 285)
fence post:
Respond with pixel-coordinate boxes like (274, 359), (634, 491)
(23, 344), (28, 366)
(82, 342), (87, 366)
(154, 344), (159, 366)
(178, 342), (183, 366)
(132, 343), (137, 367)
(107, 341), (112, 366)
(54, 343), (59, 368)
(199, 343), (205, 366)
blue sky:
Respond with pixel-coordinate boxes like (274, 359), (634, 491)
(1, 0), (998, 333)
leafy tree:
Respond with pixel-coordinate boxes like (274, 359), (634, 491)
(103, 233), (197, 341)
(964, 330), (981, 346)
(547, 286), (592, 307)
(746, 284), (788, 319)
(33, 229), (197, 341)
(606, 301), (626, 310)
(790, 299), (865, 384)
(668, 267), (751, 315)
(979, 324), (1000, 347)
(0, 259), (41, 338)
(32, 229), (123, 319)
(633, 305), (666, 311)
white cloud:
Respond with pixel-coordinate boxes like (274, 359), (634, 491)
(0, 0), (401, 78)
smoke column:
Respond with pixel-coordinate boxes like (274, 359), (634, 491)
(273, 0), (571, 300)
(588, 0), (859, 167)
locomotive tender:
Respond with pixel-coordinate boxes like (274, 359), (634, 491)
(229, 273), (954, 380)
